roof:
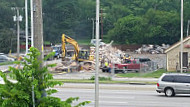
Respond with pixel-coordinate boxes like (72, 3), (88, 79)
(165, 36), (190, 53)
(163, 73), (190, 76)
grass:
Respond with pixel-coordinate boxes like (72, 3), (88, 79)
(116, 69), (167, 78)
(51, 79), (156, 84)
(50, 69), (169, 84)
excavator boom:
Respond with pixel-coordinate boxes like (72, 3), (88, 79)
(62, 34), (79, 61)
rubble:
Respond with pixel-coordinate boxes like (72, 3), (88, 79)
(135, 44), (170, 54)
(98, 41), (124, 64)
(48, 41), (127, 73)
(48, 42), (168, 73)
(81, 61), (95, 71)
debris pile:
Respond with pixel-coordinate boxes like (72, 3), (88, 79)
(98, 41), (124, 64)
(49, 61), (79, 73)
(135, 44), (170, 54)
(49, 41), (127, 73)
(49, 42), (169, 73)
(80, 61), (95, 71)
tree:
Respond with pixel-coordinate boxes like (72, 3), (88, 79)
(143, 9), (180, 44)
(0, 0), (189, 47)
(0, 47), (90, 107)
(107, 15), (145, 44)
(0, 28), (16, 53)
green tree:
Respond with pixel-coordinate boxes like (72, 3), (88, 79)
(143, 9), (180, 44)
(43, 0), (81, 43)
(1, 0), (190, 48)
(0, 47), (90, 107)
(0, 28), (16, 53)
(107, 15), (145, 44)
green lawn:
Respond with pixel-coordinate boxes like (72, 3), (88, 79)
(116, 69), (167, 78)
(52, 79), (156, 84)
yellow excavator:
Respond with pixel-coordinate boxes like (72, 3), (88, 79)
(61, 34), (94, 62)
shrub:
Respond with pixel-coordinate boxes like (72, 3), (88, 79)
(90, 76), (112, 81)
(0, 47), (90, 107)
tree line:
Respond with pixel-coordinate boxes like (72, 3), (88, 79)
(0, 0), (190, 53)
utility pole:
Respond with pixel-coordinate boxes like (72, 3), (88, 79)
(33, 0), (46, 101)
(30, 0), (34, 47)
(92, 18), (95, 39)
(88, 18), (95, 40)
(16, 8), (20, 60)
(30, 1), (36, 106)
(101, 8), (103, 40)
(95, 0), (100, 106)
(187, 20), (190, 36)
(25, 0), (29, 54)
(11, 7), (23, 60)
(89, 18), (95, 39)
(180, 0), (183, 73)
(33, 0), (44, 62)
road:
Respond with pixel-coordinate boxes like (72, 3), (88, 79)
(52, 83), (190, 107)
(0, 64), (15, 72)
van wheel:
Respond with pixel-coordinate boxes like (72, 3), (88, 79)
(164, 88), (175, 97)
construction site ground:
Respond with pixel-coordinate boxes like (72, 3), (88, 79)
(47, 57), (160, 84)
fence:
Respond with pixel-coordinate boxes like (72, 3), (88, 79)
(140, 61), (158, 73)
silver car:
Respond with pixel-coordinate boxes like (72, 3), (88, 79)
(156, 73), (190, 97)
(0, 55), (15, 63)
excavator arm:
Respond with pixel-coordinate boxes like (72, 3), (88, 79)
(62, 34), (79, 61)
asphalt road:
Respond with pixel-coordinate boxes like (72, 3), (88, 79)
(52, 83), (190, 107)
(0, 64), (15, 72)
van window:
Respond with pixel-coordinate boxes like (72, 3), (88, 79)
(174, 76), (190, 83)
(162, 75), (174, 82)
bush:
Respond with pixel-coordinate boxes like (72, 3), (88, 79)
(90, 76), (112, 81)
(0, 47), (90, 107)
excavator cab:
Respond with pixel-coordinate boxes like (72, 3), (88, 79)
(78, 49), (94, 62)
